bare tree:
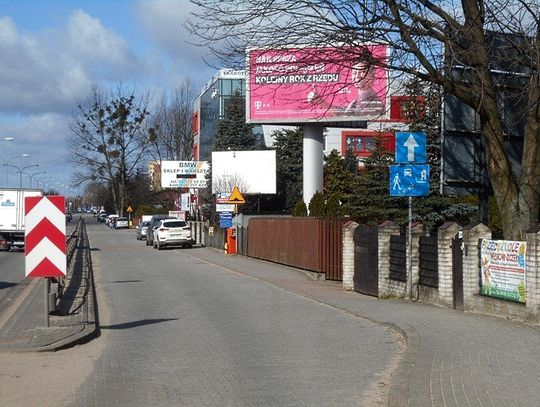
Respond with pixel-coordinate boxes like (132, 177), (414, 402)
(212, 172), (250, 195)
(67, 87), (156, 216)
(149, 81), (197, 162)
(188, 0), (539, 239)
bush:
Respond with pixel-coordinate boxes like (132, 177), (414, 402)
(326, 194), (341, 217)
(292, 199), (307, 217)
(308, 191), (325, 217)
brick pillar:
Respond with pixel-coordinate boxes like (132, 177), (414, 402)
(526, 224), (540, 322)
(437, 222), (461, 307)
(342, 221), (359, 291)
(409, 222), (424, 297)
(378, 221), (401, 297)
(462, 223), (491, 311)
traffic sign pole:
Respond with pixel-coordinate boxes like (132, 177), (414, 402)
(407, 197), (413, 300)
(392, 132), (428, 302)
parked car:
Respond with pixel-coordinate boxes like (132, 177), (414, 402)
(153, 219), (193, 250)
(115, 217), (129, 229)
(136, 221), (151, 240)
(97, 212), (108, 222)
(145, 214), (176, 246)
(106, 214), (119, 228)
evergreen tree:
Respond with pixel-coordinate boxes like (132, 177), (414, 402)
(325, 193), (341, 217)
(272, 128), (303, 212)
(324, 149), (358, 210)
(347, 137), (408, 225)
(213, 90), (257, 151)
(309, 191), (326, 217)
(292, 199), (307, 217)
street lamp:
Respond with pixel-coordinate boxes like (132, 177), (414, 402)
(2, 163), (39, 189)
(36, 175), (52, 189)
(3, 153), (30, 186)
(22, 171), (47, 188)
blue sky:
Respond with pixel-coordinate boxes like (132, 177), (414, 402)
(0, 0), (216, 195)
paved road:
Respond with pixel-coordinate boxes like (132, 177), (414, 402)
(67, 218), (399, 406)
(0, 251), (24, 302)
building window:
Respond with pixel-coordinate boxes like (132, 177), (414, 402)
(221, 79), (232, 96)
(342, 131), (395, 157)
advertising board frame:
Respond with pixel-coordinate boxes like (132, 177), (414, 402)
(160, 161), (209, 189)
(480, 239), (526, 303)
(246, 44), (389, 124)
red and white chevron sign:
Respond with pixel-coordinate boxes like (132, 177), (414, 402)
(25, 196), (66, 278)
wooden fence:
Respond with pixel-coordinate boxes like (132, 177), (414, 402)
(247, 218), (344, 280)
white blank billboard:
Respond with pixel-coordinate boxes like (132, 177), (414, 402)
(212, 150), (276, 194)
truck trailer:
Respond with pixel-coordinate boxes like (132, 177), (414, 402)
(0, 188), (44, 251)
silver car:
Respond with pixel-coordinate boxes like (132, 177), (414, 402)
(136, 221), (150, 240)
(153, 219), (193, 250)
(115, 217), (129, 229)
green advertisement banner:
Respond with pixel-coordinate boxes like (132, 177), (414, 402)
(480, 239), (526, 303)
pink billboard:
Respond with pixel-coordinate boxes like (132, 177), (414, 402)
(247, 45), (389, 124)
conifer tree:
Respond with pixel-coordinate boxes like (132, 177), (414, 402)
(308, 191), (326, 217)
(292, 199), (307, 217)
(213, 90), (257, 151)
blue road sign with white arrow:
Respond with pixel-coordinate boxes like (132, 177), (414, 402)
(395, 132), (426, 164)
(389, 164), (430, 196)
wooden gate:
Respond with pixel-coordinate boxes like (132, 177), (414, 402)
(353, 225), (379, 296)
(452, 235), (464, 310)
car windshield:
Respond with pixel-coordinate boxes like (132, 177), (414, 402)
(162, 221), (187, 228)
(142, 222), (150, 226)
(117, 218), (127, 221)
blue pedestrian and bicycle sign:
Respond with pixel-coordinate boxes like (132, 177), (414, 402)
(395, 132), (426, 164)
(390, 165), (430, 196)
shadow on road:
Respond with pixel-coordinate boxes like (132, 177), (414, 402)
(100, 318), (179, 330)
(0, 282), (17, 289)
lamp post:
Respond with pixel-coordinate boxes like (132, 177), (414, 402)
(36, 175), (52, 189)
(23, 171), (47, 188)
(3, 163), (39, 189)
(3, 153), (30, 186)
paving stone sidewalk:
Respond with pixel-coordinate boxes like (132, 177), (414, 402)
(187, 248), (540, 407)
(1, 240), (539, 406)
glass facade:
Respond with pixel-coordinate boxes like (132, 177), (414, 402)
(197, 73), (263, 161)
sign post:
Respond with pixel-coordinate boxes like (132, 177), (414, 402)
(226, 186), (246, 254)
(25, 195), (66, 327)
(126, 205), (133, 227)
(390, 132), (429, 300)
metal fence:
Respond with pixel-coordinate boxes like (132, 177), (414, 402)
(419, 235), (438, 288)
(389, 234), (407, 282)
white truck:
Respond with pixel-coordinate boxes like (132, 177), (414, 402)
(0, 188), (44, 251)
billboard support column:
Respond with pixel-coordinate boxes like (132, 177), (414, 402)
(303, 124), (324, 210)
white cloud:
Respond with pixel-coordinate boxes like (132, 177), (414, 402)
(65, 10), (140, 77)
(0, 11), (145, 116)
(0, 113), (74, 190)
(136, 0), (216, 79)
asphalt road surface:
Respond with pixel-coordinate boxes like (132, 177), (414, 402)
(65, 217), (399, 406)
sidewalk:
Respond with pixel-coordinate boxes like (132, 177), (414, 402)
(188, 248), (540, 407)
(1, 245), (540, 405)
(0, 221), (97, 352)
